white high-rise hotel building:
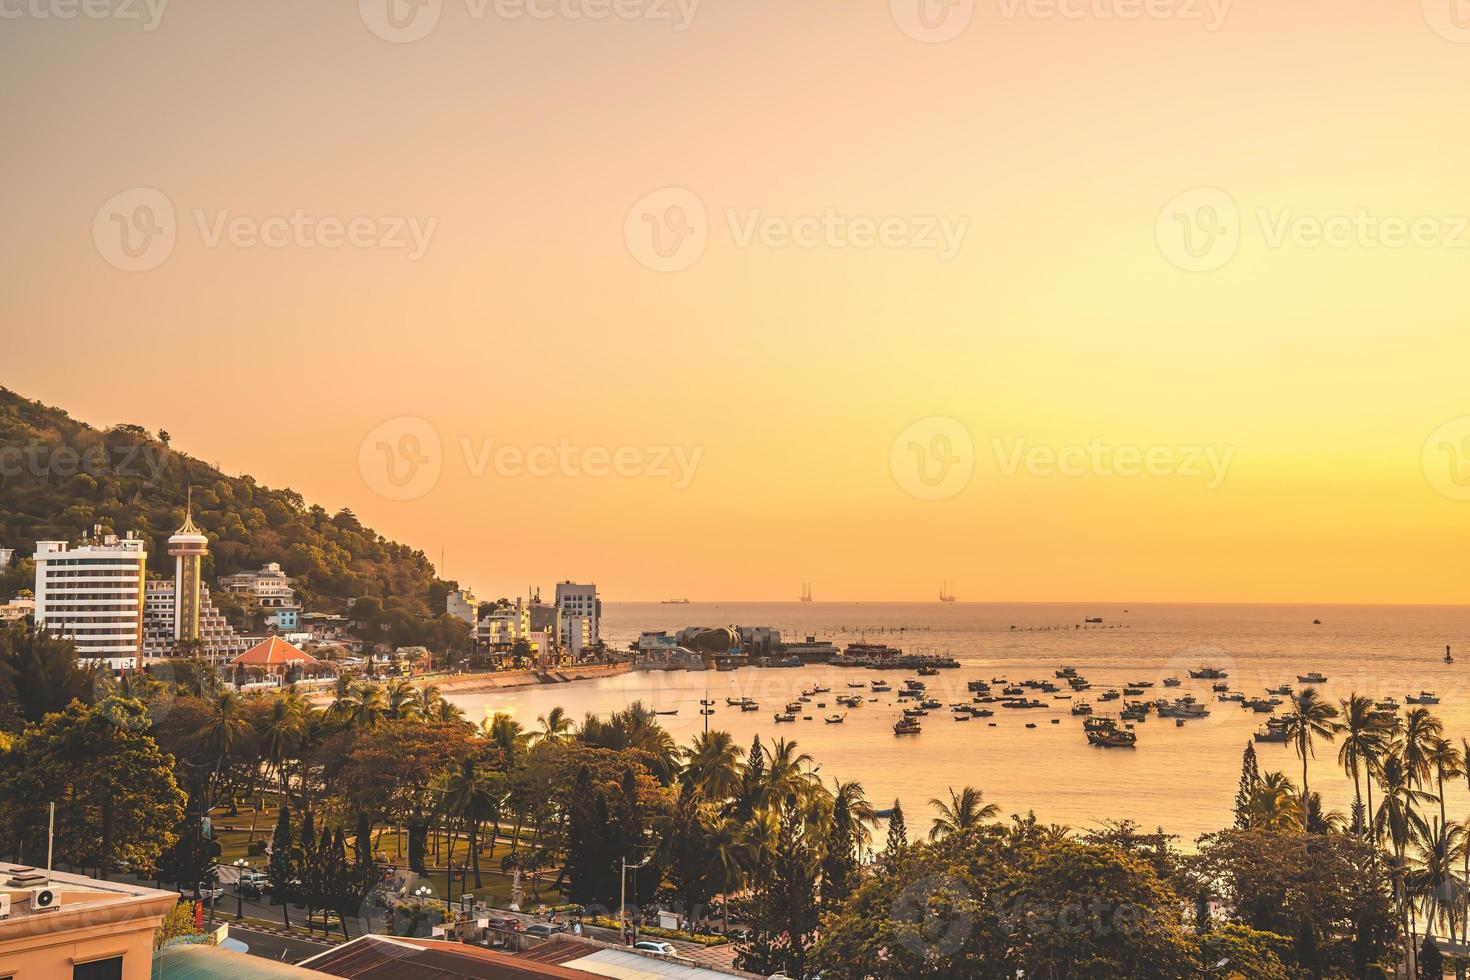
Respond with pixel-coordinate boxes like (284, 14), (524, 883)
(33, 529), (147, 671)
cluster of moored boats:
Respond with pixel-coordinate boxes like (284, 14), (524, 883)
(676, 662), (1445, 749)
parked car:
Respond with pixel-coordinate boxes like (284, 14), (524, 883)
(523, 923), (567, 938)
(486, 916), (524, 931)
(632, 940), (678, 957)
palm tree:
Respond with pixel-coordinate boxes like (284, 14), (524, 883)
(352, 685), (387, 729)
(1247, 772), (1303, 832)
(1376, 751), (1436, 975)
(1282, 687), (1340, 826)
(1428, 737), (1464, 830)
(1409, 817), (1466, 957)
(325, 676), (359, 723)
(442, 757), (500, 888)
(681, 731), (743, 804)
(532, 706), (574, 746)
(383, 678), (422, 721)
(481, 712), (525, 763)
(199, 690), (250, 808)
(703, 815), (748, 932)
(257, 693), (306, 800)
(762, 738), (817, 808)
(928, 786), (1000, 841)
(1338, 694), (1388, 837)
(1399, 707), (1444, 793)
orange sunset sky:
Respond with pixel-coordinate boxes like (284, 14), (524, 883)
(4, 1), (1470, 603)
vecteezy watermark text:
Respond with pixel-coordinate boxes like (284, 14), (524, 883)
(1157, 187), (1470, 273)
(358, 417), (703, 501)
(993, 437), (1234, 488)
(626, 187), (970, 272)
(0, 0), (168, 29)
(359, 0), (700, 43)
(0, 440), (170, 485)
(93, 187), (437, 272)
(459, 437), (702, 488)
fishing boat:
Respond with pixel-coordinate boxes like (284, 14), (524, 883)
(1211, 682), (1230, 693)
(785, 702), (803, 713)
(1266, 685), (1292, 696)
(1123, 687), (1144, 696)
(774, 712), (796, 723)
(903, 707), (928, 718)
(1254, 719), (1290, 743)
(824, 714), (846, 724)
(1056, 666), (1080, 679)
(1189, 667), (1229, 679)
(1406, 691), (1441, 705)
(1087, 725), (1138, 748)
(1025, 722), (1038, 728)
(1127, 680), (1155, 689)
(893, 717), (922, 735)
(847, 682), (867, 689)
(1071, 702), (1094, 715)
(954, 713), (971, 722)
(1297, 673), (1328, 684)
(653, 709), (678, 716)
(920, 699), (942, 709)
(1157, 700), (1210, 719)
(741, 702), (760, 712)
(968, 680), (992, 692)
(917, 665), (940, 677)
(1162, 677), (1182, 687)
(871, 681), (892, 693)
(813, 684), (831, 694)
(1099, 690), (1121, 701)
(971, 708), (995, 717)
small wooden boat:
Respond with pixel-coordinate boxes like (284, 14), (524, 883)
(824, 714), (846, 724)
(893, 717), (921, 735)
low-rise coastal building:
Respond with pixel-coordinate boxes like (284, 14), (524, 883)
(0, 596), (34, 623)
(446, 587), (479, 625)
(0, 864), (177, 980)
(218, 562), (302, 631)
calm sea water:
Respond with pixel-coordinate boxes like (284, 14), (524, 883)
(446, 602), (1470, 844)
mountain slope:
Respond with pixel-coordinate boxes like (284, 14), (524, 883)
(0, 385), (448, 617)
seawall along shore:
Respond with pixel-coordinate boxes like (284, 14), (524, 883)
(306, 662), (631, 705)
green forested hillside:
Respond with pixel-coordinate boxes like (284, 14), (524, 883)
(0, 385), (450, 618)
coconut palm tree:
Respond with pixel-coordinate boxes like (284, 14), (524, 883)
(1338, 693), (1389, 837)
(442, 756), (501, 888)
(481, 712), (525, 763)
(682, 730), (743, 804)
(1399, 708), (1444, 791)
(703, 815), (748, 932)
(324, 675), (359, 722)
(257, 693), (306, 800)
(532, 706), (574, 746)
(199, 689), (250, 808)
(1247, 772), (1303, 832)
(1376, 751), (1436, 975)
(383, 678), (422, 721)
(1428, 737), (1464, 830)
(352, 685), (387, 729)
(1409, 817), (1466, 959)
(928, 786), (1000, 841)
(1282, 687), (1340, 826)
(763, 738), (817, 807)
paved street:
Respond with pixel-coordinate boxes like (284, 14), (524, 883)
(227, 926), (336, 965)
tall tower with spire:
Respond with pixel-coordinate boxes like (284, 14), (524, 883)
(168, 487), (209, 645)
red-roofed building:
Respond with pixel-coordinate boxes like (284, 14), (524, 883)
(230, 636), (331, 680)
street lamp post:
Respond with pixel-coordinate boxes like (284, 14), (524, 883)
(233, 859), (249, 921)
(619, 854), (653, 946)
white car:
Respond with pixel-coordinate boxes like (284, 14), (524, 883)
(633, 940), (678, 956)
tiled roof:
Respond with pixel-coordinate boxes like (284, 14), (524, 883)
(301, 935), (599, 979)
(231, 636), (320, 668)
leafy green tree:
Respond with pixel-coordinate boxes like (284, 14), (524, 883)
(1, 697), (184, 878)
(0, 624), (100, 725)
